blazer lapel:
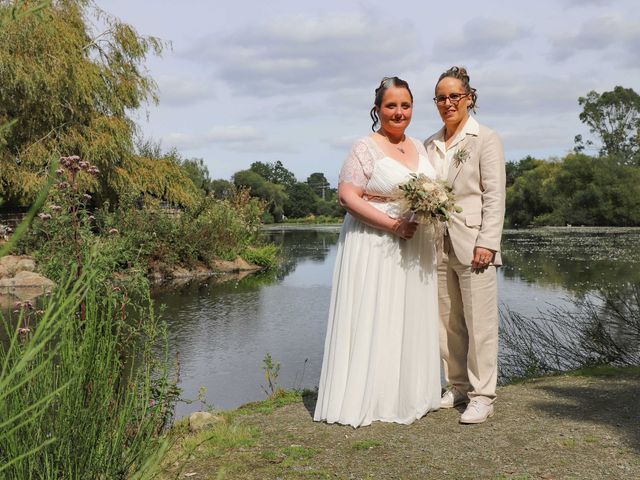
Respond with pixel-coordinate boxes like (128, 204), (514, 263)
(448, 134), (478, 187)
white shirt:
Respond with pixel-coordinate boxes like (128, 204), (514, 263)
(430, 116), (480, 180)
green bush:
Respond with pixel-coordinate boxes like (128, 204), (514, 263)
(242, 244), (280, 269)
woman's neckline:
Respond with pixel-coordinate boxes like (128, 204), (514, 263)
(367, 135), (421, 172)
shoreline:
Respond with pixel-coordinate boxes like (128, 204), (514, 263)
(163, 366), (640, 479)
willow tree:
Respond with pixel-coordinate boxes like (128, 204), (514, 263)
(0, 0), (198, 207)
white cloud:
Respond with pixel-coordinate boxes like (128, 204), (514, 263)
(163, 125), (295, 154)
(325, 135), (360, 151)
(183, 11), (425, 95)
(156, 75), (214, 106)
(433, 17), (532, 61)
(548, 15), (640, 62)
(563, 0), (612, 7)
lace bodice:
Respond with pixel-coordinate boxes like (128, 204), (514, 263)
(339, 136), (435, 194)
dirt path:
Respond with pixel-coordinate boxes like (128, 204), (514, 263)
(166, 368), (639, 479)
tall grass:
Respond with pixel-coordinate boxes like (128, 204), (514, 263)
(0, 258), (176, 479)
(500, 284), (640, 381)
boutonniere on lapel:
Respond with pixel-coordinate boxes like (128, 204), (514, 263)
(452, 143), (470, 168)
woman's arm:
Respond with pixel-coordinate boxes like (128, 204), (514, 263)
(338, 182), (417, 240)
(477, 128), (506, 252)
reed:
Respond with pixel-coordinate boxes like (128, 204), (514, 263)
(0, 260), (176, 479)
(499, 284), (640, 382)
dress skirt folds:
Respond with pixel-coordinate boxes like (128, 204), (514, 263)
(313, 136), (441, 428)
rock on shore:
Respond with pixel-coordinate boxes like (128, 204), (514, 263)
(0, 256), (55, 306)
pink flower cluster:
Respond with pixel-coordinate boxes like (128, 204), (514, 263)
(59, 155), (100, 176)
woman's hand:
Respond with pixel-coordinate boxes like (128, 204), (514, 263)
(391, 217), (418, 240)
(472, 246), (495, 269)
(339, 182), (418, 238)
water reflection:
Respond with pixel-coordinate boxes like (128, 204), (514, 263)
(156, 226), (640, 417)
(501, 227), (640, 293)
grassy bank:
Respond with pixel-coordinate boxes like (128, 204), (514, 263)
(161, 366), (639, 479)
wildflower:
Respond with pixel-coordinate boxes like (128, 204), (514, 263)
(56, 168), (65, 175)
(108, 228), (119, 235)
(38, 212), (52, 220)
(50, 204), (63, 212)
(79, 161), (89, 169)
(87, 166), (100, 175)
(83, 193), (92, 201)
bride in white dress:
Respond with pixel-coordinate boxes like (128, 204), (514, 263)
(314, 77), (441, 428)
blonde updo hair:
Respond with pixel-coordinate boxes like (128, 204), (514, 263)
(436, 66), (477, 113)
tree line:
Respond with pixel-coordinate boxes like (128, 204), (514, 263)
(185, 160), (343, 223)
(506, 86), (640, 227)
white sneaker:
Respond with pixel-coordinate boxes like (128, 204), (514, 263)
(460, 399), (494, 424)
(440, 388), (468, 409)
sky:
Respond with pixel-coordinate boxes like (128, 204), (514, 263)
(95, 0), (640, 186)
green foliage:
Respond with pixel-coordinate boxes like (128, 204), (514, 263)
(241, 244), (280, 269)
(505, 155), (539, 188)
(506, 154), (640, 227)
(0, 263), (175, 479)
(19, 157), (266, 294)
(352, 440), (383, 450)
(250, 160), (296, 188)
(232, 161), (342, 221)
(233, 169), (287, 223)
(577, 86), (640, 164)
(499, 283), (640, 382)
(306, 172), (331, 198)
(211, 179), (234, 199)
(0, 0), (199, 208)
(180, 158), (212, 195)
(283, 182), (318, 218)
(100, 187), (264, 271)
(261, 353), (282, 398)
(282, 215), (343, 224)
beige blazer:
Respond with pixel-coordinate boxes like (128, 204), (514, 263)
(424, 118), (506, 266)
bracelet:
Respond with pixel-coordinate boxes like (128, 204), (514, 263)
(391, 218), (402, 234)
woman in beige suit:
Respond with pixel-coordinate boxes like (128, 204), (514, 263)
(424, 66), (506, 424)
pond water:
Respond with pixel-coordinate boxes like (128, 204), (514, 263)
(157, 226), (640, 418)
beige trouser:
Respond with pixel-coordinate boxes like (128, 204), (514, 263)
(438, 235), (498, 404)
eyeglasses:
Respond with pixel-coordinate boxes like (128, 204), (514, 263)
(433, 93), (469, 105)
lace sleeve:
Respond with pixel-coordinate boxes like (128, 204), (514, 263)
(338, 139), (374, 188)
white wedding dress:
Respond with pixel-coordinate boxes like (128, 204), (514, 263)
(314, 136), (441, 428)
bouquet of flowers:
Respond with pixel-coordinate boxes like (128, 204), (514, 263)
(396, 173), (462, 225)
